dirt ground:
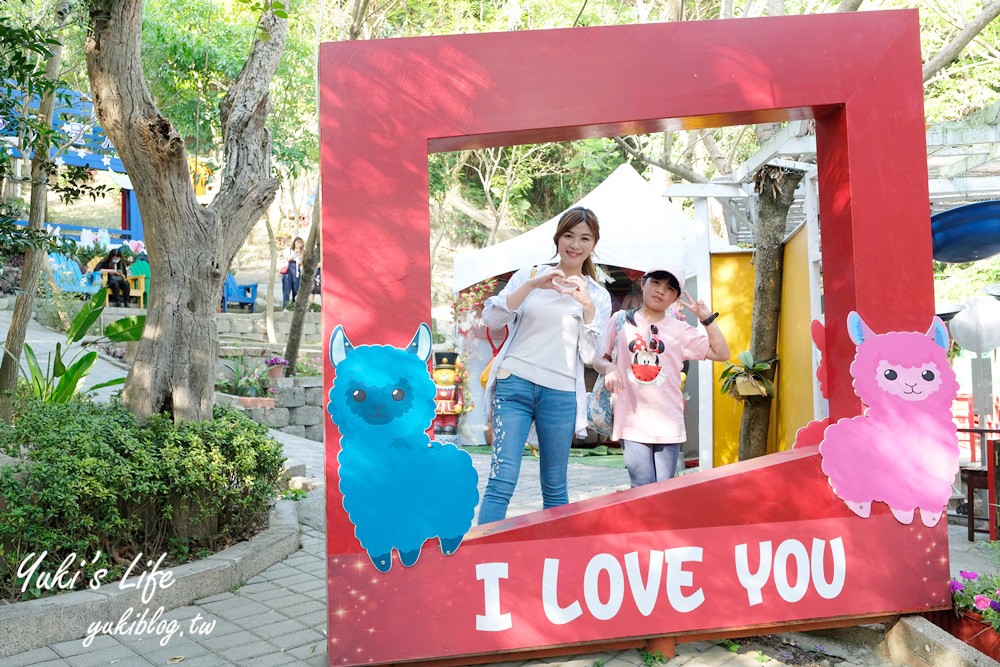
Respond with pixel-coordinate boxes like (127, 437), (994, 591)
(728, 635), (850, 665)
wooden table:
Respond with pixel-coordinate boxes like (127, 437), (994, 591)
(958, 428), (1000, 541)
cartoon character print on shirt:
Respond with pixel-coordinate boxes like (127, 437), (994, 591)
(628, 330), (665, 385)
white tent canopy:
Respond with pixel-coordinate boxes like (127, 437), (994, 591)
(452, 164), (701, 292)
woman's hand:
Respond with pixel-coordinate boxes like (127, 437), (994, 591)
(557, 275), (592, 308)
(529, 268), (565, 291)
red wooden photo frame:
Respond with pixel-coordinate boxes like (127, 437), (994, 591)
(319, 11), (941, 665)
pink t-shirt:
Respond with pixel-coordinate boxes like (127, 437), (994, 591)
(603, 310), (709, 444)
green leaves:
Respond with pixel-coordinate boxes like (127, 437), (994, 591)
(720, 351), (775, 400)
(0, 400), (284, 602)
(235, 0), (287, 15)
(6, 287), (145, 403)
(66, 288), (107, 343)
(51, 351), (98, 403)
(104, 315), (145, 342)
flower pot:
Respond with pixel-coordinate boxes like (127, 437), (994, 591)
(928, 610), (1000, 660)
(735, 375), (769, 397)
(268, 365), (285, 379)
(236, 396), (275, 409)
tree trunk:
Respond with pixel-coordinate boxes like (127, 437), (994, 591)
(263, 210), (278, 344)
(0, 0), (71, 422)
(284, 191), (320, 374)
(737, 166), (804, 461)
(85, 0), (287, 422)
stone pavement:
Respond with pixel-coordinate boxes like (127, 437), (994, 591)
(0, 310), (997, 666)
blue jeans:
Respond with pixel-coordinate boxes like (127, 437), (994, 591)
(622, 439), (681, 487)
(478, 374), (577, 524)
(282, 260), (300, 307)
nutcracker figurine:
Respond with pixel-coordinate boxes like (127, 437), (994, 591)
(432, 351), (464, 435)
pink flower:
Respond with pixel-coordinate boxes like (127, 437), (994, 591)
(974, 595), (991, 610)
(960, 570), (979, 580)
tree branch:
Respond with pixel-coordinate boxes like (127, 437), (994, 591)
(349, 0), (372, 40)
(923, 1), (1000, 82)
(443, 188), (495, 229)
(215, 9), (288, 254)
(701, 130), (732, 177)
(613, 136), (708, 183)
(835, 0), (862, 11)
(613, 136), (750, 229)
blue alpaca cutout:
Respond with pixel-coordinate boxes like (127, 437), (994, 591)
(328, 323), (480, 573)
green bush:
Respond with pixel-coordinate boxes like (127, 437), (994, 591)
(0, 399), (285, 601)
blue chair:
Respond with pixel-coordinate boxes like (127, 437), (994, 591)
(48, 253), (101, 295)
(221, 274), (257, 312)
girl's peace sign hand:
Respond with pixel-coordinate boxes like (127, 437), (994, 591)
(677, 289), (713, 321)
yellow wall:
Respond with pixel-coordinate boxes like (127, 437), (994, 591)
(709, 231), (816, 466)
(710, 252), (761, 466)
(775, 226), (817, 452)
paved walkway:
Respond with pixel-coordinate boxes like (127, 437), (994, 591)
(0, 310), (996, 666)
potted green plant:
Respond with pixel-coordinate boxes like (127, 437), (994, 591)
(719, 351), (775, 400)
(938, 570), (1000, 659)
(220, 359), (274, 408)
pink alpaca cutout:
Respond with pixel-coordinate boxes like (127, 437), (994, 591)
(818, 311), (959, 527)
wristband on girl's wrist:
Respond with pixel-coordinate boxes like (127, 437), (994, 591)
(700, 312), (719, 327)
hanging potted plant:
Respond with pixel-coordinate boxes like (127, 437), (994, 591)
(719, 351), (775, 400)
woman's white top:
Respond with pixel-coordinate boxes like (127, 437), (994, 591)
(500, 288), (580, 391)
(482, 264), (611, 437)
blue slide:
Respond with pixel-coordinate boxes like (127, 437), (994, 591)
(931, 200), (1000, 263)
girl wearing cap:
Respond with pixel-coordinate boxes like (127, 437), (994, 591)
(594, 266), (730, 487)
(477, 207), (612, 524)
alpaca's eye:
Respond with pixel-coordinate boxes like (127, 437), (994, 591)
(922, 370), (935, 381)
(883, 369), (898, 381)
(352, 389), (366, 402)
(391, 389), (405, 401)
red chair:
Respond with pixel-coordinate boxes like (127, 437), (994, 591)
(954, 394), (975, 462)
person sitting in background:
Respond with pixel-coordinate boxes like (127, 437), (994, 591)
(94, 248), (130, 307)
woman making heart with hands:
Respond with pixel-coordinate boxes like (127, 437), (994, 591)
(594, 264), (730, 487)
(478, 207), (611, 524)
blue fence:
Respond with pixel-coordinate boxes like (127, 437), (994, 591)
(4, 83), (144, 242)
(1, 85), (126, 173)
(13, 220), (135, 246)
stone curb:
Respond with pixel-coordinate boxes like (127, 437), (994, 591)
(879, 616), (998, 667)
(0, 500), (300, 658)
